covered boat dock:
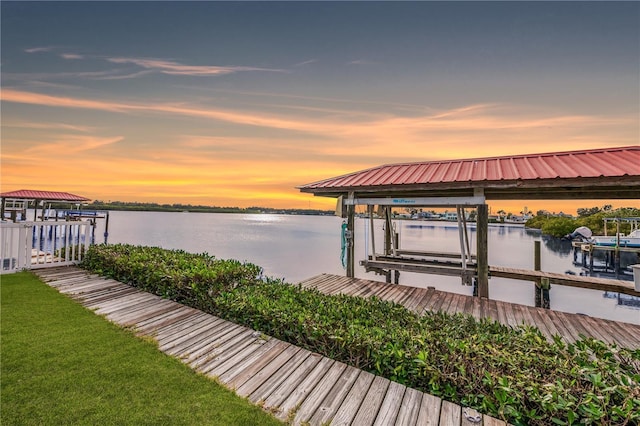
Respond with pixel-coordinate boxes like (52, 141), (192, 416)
(298, 146), (640, 300)
(0, 189), (91, 222)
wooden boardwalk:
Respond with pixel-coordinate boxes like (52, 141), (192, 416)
(34, 267), (508, 426)
(299, 274), (640, 349)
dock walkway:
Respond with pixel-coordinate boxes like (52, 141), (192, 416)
(34, 267), (507, 426)
(299, 274), (640, 349)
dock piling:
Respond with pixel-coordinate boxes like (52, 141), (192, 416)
(534, 241), (542, 308)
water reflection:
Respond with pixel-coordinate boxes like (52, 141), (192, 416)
(541, 235), (573, 257)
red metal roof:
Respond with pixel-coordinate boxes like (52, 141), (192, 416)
(300, 146), (640, 191)
(0, 189), (90, 202)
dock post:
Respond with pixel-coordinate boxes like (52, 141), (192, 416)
(383, 207), (391, 283)
(534, 241), (541, 308)
(394, 232), (400, 284)
(540, 277), (550, 309)
(614, 248), (620, 279)
(104, 211), (110, 244)
(476, 204), (489, 298)
(346, 202), (355, 278)
(589, 249), (594, 275)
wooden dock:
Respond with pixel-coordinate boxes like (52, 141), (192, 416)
(33, 267), (508, 426)
(299, 274), (640, 349)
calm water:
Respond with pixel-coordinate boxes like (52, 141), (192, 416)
(96, 211), (638, 325)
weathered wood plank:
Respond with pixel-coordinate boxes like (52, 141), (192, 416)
(372, 380), (406, 426)
(293, 361), (349, 425)
(185, 327), (254, 369)
(297, 274), (327, 288)
(205, 337), (275, 378)
(92, 293), (155, 314)
(403, 287), (428, 311)
(351, 375), (390, 426)
(159, 317), (225, 352)
(439, 400), (461, 425)
(132, 307), (200, 335)
(416, 392), (443, 426)
(307, 364), (360, 426)
(490, 266), (640, 297)
(543, 310), (579, 343)
(605, 320), (640, 348)
(579, 314), (616, 345)
(274, 356), (335, 421)
(395, 387), (423, 426)
(103, 299), (170, 322)
(109, 297), (182, 321)
(485, 299), (500, 322)
(557, 310), (591, 340)
(262, 352), (324, 411)
(237, 345), (302, 398)
(305, 274), (341, 293)
(220, 340), (290, 389)
(330, 370), (375, 426)
(80, 287), (140, 306)
(482, 415), (507, 426)
(414, 287), (437, 314)
(152, 312), (212, 341)
(198, 334), (264, 375)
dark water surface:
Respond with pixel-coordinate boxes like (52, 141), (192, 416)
(100, 211), (638, 324)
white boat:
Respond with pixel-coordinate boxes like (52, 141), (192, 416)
(591, 229), (640, 248)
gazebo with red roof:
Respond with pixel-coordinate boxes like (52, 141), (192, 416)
(1, 189), (91, 222)
(298, 146), (640, 298)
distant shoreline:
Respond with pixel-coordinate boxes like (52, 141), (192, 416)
(82, 203), (334, 216)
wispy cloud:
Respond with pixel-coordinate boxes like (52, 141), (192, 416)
(23, 135), (124, 154)
(294, 59), (317, 67)
(2, 70), (134, 81)
(106, 57), (285, 76)
(2, 120), (96, 132)
(1, 89), (327, 132)
(348, 59), (376, 65)
(24, 46), (56, 53)
(60, 53), (84, 60)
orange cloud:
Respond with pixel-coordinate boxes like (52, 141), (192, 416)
(2, 89), (637, 210)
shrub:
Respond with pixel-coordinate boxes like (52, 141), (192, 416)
(81, 244), (640, 425)
(82, 244), (263, 309)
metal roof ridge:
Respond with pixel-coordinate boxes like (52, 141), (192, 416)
(347, 145), (640, 172)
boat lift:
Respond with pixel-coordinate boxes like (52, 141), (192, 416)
(341, 195), (484, 288)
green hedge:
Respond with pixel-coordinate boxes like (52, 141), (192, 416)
(82, 244), (640, 426)
(81, 244), (262, 310)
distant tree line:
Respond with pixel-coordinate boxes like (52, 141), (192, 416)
(525, 205), (640, 237)
(83, 200), (333, 216)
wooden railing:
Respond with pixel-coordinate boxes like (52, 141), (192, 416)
(1, 220), (93, 274)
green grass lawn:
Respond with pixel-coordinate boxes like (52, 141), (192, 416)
(1, 272), (282, 425)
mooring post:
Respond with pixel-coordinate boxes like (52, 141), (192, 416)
(383, 207), (392, 283)
(346, 202), (355, 278)
(476, 204), (489, 298)
(534, 240), (542, 308)
(541, 277), (551, 309)
(394, 231), (400, 284)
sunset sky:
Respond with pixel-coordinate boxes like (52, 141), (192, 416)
(2, 2), (638, 213)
